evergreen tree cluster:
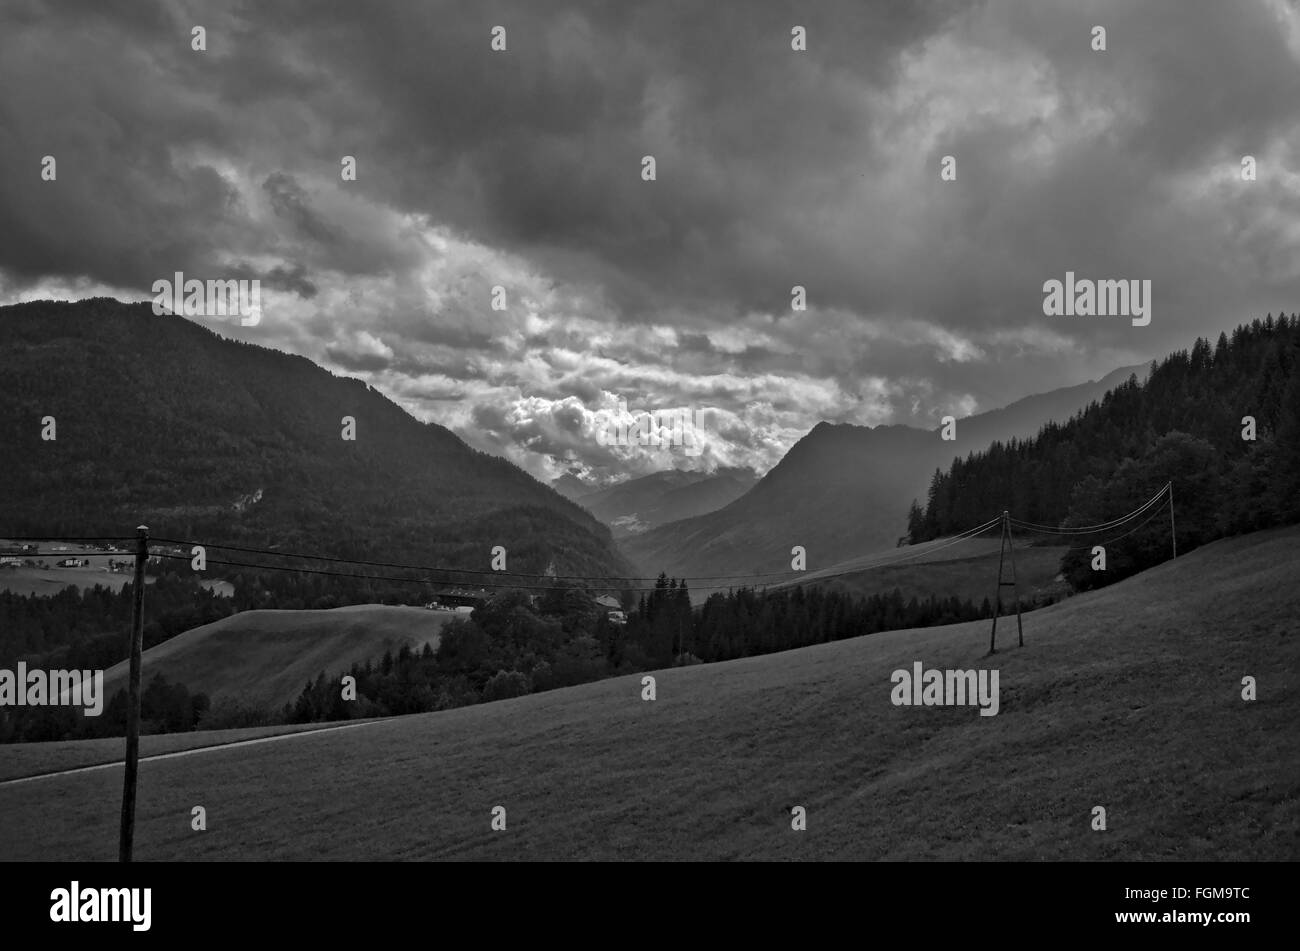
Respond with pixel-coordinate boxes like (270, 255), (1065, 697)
(908, 315), (1300, 589)
(0, 570), (235, 667)
(281, 580), (997, 727)
(682, 584), (999, 662)
(0, 672), (209, 744)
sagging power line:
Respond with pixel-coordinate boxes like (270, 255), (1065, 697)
(7, 483), (1178, 598)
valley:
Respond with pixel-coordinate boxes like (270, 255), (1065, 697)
(1, 524), (1294, 860)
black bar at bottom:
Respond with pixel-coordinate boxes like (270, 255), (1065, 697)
(7, 860), (1278, 941)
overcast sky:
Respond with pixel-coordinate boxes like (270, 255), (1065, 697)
(3, 0), (1298, 484)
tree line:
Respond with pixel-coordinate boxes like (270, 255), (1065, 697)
(5, 574), (1002, 741)
(907, 314), (1300, 589)
(281, 578), (1001, 727)
(0, 571), (235, 668)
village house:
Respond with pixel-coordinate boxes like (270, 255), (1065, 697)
(436, 587), (491, 613)
(595, 594), (627, 624)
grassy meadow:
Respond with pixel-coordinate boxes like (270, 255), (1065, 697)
(97, 604), (458, 712)
(0, 526), (1295, 861)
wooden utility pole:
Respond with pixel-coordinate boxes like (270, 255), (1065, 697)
(119, 524), (148, 863)
(988, 511), (1024, 654)
(1007, 515), (1024, 649)
(1168, 481), (1177, 558)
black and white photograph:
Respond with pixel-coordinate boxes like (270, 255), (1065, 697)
(0, 0), (1295, 934)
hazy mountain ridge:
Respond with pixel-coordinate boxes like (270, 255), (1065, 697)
(621, 365), (1150, 579)
(562, 467), (759, 538)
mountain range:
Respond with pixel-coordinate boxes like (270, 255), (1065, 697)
(1, 297), (1152, 593)
(553, 467), (758, 538)
(620, 364), (1147, 582)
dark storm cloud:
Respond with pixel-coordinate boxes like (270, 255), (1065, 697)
(283, 0), (964, 317)
(262, 172), (336, 245)
(226, 261), (319, 299)
(261, 264), (319, 299)
(0, 0), (238, 291)
(1, 0), (1298, 481)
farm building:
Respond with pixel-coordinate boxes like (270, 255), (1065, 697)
(595, 594), (627, 624)
(436, 587), (491, 610)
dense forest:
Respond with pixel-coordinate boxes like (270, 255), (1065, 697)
(907, 315), (1300, 589)
(0, 570), (235, 667)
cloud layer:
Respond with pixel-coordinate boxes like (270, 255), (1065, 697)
(3, 0), (1298, 483)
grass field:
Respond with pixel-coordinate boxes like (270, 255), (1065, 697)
(0, 526), (1296, 861)
(99, 604), (458, 711)
(0, 540), (242, 598)
(0, 721), (370, 783)
(0, 544), (146, 597)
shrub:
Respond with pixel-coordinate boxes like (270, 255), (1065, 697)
(482, 669), (531, 702)
(197, 694), (276, 731)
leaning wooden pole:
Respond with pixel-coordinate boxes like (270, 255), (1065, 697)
(1168, 481), (1177, 559)
(1005, 512), (1024, 648)
(988, 513), (1008, 655)
(119, 524), (148, 863)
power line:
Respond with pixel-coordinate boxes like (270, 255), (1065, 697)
(1010, 482), (1169, 533)
(7, 522), (1040, 595)
(1008, 483), (1169, 534)
(147, 551), (799, 594)
(146, 515), (1005, 595)
(148, 536), (857, 583)
(1055, 493), (1172, 550)
(767, 515), (1002, 590)
(148, 513), (1005, 587)
(13, 487), (1176, 599)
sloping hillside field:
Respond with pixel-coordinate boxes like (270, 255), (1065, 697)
(99, 604), (457, 711)
(0, 721), (376, 783)
(1, 526), (1296, 861)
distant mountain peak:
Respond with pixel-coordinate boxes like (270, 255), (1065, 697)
(622, 362), (1159, 580)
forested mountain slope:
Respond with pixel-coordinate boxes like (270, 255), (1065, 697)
(0, 299), (630, 579)
(909, 314), (1300, 589)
